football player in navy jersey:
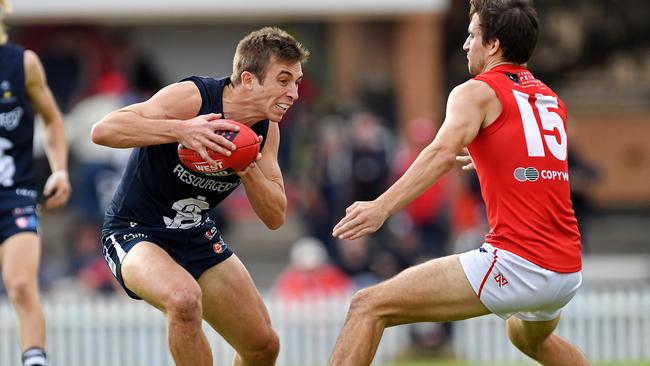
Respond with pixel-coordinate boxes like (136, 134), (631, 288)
(92, 27), (308, 366)
(0, 1), (71, 366)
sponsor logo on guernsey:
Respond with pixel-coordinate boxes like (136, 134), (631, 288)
(172, 164), (240, 192)
(0, 106), (23, 131)
(1, 80), (17, 104)
(514, 167), (569, 182)
(507, 71), (543, 88)
(507, 73), (520, 84)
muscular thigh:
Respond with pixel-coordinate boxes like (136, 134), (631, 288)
(372, 255), (490, 326)
(120, 241), (200, 309)
(0, 232), (40, 282)
(198, 255), (273, 350)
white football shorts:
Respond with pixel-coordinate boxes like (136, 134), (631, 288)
(459, 243), (582, 321)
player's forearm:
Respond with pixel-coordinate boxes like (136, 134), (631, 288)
(42, 118), (68, 172)
(377, 144), (456, 217)
(241, 168), (287, 230)
(92, 110), (184, 148)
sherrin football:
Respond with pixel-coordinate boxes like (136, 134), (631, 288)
(178, 120), (260, 177)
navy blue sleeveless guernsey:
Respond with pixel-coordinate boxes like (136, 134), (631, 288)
(0, 44), (36, 191)
(105, 77), (268, 229)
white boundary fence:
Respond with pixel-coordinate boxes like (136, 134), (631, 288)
(0, 294), (409, 366)
(2, 286), (649, 365)
(454, 285), (650, 364)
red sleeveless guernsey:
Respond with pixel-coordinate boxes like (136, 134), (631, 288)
(467, 64), (581, 272)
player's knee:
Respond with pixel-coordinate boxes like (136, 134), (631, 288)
(163, 287), (203, 323)
(507, 321), (540, 359)
(5, 277), (36, 307)
(348, 288), (379, 318)
(259, 330), (280, 360)
(241, 329), (280, 363)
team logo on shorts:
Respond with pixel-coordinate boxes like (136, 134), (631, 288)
(15, 215), (37, 230)
(12, 206), (35, 216)
(122, 233), (148, 242)
(213, 239), (226, 254)
(205, 226), (218, 240)
(494, 273), (509, 287)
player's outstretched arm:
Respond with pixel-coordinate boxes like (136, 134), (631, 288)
(25, 49), (71, 209)
(333, 80), (491, 240)
(91, 81), (239, 167)
(238, 122), (286, 230)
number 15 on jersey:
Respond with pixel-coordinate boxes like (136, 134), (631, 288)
(513, 90), (567, 161)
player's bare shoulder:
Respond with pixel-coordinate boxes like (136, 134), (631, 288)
(453, 79), (497, 103)
(23, 49), (46, 88)
(453, 79), (501, 129)
(23, 49), (41, 71)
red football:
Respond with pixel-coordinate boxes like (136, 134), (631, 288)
(178, 120), (260, 177)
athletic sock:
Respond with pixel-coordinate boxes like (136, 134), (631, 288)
(22, 347), (48, 366)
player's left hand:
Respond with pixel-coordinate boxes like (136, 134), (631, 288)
(456, 148), (475, 171)
(43, 170), (71, 209)
(332, 200), (387, 240)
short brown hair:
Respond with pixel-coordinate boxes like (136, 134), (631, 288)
(469, 0), (539, 64)
(231, 27), (310, 86)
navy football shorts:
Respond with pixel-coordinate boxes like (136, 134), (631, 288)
(101, 216), (233, 299)
(0, 189), (39, 244)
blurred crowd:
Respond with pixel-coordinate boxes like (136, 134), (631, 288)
(10, 0), (644, 305)
(6, 20), (601, 290)
(6, 3), (635, 352)
(0, 25), (493, 302)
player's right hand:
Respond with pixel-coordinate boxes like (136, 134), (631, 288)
(177, 113), (239, 168)
(43, 170), (71, 209)
(332, 200), (388, 240)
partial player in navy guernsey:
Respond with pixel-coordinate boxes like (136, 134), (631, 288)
(0, 1), (71, 366)
(92, 27), (309, 366)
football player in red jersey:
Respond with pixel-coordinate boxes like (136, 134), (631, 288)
(329, 1), (590, 365)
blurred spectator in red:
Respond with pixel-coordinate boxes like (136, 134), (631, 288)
(447, 161), (489, 255)
(390, 118), (452, 258)
(69, 220), (117, 294)
(273, 237), (353, 301)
